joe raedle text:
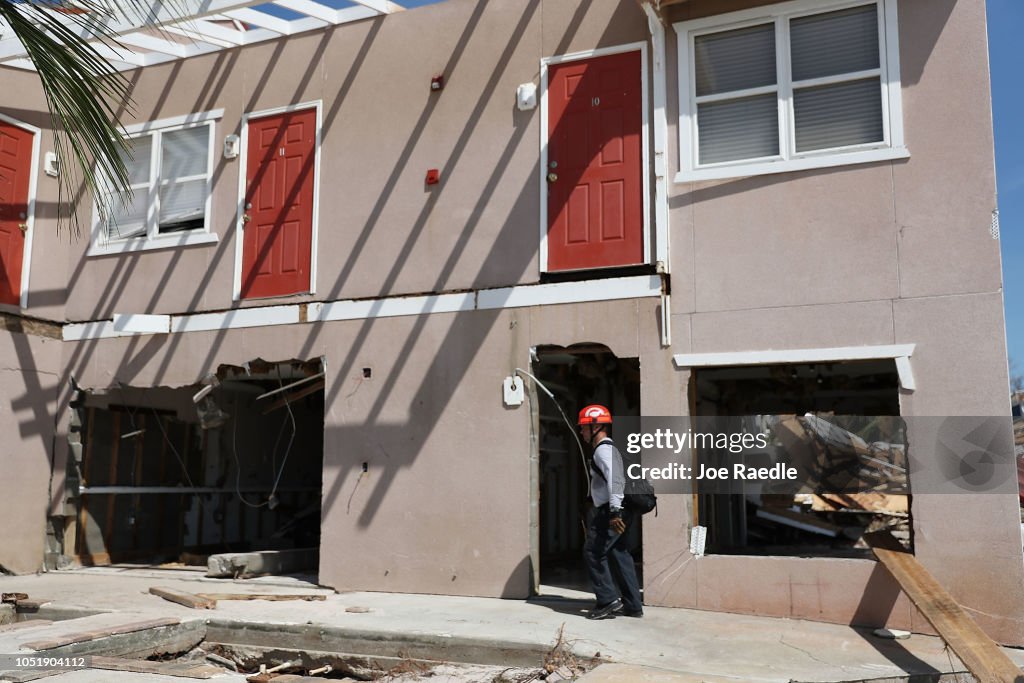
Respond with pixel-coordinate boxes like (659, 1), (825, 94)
(628, 462), (798, 482)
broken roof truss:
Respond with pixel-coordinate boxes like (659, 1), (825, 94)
(0, 0), (399, 72)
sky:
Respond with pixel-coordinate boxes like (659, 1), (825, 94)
(257, 0), (1023, 383)
(988, 0), (1024, 383)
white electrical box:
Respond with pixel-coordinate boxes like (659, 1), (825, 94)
(44, 151), (59, 177)
(503, 376), (524, 406)
(223, 134), (240, 159)
(516, 83), (537, 111)
(689, 525), (707, 558)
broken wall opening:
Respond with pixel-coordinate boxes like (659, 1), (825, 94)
(532, 344), (641, 593)
(68, 359), (325, 576)
(692, 359), (910, 557)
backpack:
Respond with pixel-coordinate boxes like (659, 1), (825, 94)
(592, 438), (658, 515)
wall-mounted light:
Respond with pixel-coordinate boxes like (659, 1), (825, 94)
(516, 83), (537, 111)
(44, 152), (59, 177)
(223, 134), (240, 160)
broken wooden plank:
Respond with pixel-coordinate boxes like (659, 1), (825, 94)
(811, 492), (908, 514)
(14, 598), (52, 611)
(20, 617), (181, 651)
(194, 593), (326, 602)
(88, 655), (221, 679)
(149, 586), (217, 610)
(865, 530), (1024, 683)
(1, 593), (28, 604)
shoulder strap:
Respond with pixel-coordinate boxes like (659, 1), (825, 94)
(590, 438), (616, 482)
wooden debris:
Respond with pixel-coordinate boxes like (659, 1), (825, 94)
(14, 598), (52, 611)
(195, 593), (326, 602)
(1, 593), (28, 604)
(21, 617), (181, 651)
(811, 492), (908, 514)
(866, 530), (1024, 683)
(345, 606), (371, 613)
(150, 586), (217, 610)
(88, 655), (221, 679)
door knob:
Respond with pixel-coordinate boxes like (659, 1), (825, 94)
(547, 173), (558, 183)
(242, 214), (251, 224)
(18, 223), (27, 233)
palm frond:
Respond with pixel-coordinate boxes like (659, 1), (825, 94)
(0, 1), (189, 236)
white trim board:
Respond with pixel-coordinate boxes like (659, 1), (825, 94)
(673, 343), (916, 391)
(0, 112), (42, 310)
(233, 100), (323, 301)
(63, 274), (662, 342)
(539, 41), (652, 273)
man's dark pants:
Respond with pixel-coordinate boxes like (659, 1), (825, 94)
(584, 505), (642, 612)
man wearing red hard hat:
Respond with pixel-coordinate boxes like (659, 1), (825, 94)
(578, 404), (643, 619)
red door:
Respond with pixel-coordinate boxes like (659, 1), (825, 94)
(546, 51), (643, 272)
(241, 108), (316, 299)
(0, 121), (32, 306)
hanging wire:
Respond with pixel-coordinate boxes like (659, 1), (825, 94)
(232, 377), (298, 509)
(514, 367), (590, 490)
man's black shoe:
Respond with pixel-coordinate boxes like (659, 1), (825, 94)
(619, 608), (644, 618)
(586, 598), (622, 620)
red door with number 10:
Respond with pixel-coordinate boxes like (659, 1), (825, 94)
(546, 51), (643, 272)
(241, 108), (316, 299)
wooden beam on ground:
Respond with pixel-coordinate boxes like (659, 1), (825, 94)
(865, 531), (1024, 683)
(149, 586), (217, 610)
(88, 656), (222, 679)
(195, 593), (326, 602)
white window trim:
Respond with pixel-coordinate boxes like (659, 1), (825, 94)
(0, 112), (41, 310)
(88, 109), (222, 256)
(232, 100), (323, 301)
(673, 343), (916, 391)
(673, 0), (907, 183)
(539, 42), (651, 273)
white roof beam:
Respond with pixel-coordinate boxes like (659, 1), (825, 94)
(164, 19), (247, 46)
(224, 8), (297, 35)
(0, 0), (271, 62)
(89, 42), (148, 67)
(335, 6), (380, 23)
(347, 0), (393, 14)
(116, 32), (188, 58)
(272, 0), (339, 24)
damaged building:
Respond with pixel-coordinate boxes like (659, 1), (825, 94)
(1, 0), (1023, 650)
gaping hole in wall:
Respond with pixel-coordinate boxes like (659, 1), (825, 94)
(532, 344), (641, 593)
(693, 359), (910, 557)
(70, 359), (324, 577)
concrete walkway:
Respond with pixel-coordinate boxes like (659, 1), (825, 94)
(0, 567), (1020, 682)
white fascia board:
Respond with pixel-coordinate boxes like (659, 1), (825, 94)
(335, 6), (381, 23)
(63, 321), (119, 342)
(112, 313), (171, 335)
(171, 305), (301, 333)
(478, 275), (661, 310)
(0, 0), (271, 62)
(317, 293), (474, 322)
(272, 0), (340, 23)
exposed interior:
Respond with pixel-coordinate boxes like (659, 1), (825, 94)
(68, 358), (325, 575)
(692, 359), (911, 557)
(532, 344), (641, 593)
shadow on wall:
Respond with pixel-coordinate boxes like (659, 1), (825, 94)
(26, 0), (647, 588)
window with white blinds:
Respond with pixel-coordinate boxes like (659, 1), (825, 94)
(95, 118), (215, 250)
(676, 0), (906, 181)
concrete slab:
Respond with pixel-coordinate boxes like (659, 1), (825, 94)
(0, 570), (1020, 682)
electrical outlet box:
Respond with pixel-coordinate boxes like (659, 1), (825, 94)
(503, 376), (524, 406)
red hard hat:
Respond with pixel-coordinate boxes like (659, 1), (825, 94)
(578, 404), (612, 425)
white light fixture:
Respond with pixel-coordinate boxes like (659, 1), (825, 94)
(516, 83), (537, 111)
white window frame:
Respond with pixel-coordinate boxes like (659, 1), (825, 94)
(674, 0), (907, 183)
(89, 109), (222, 256)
